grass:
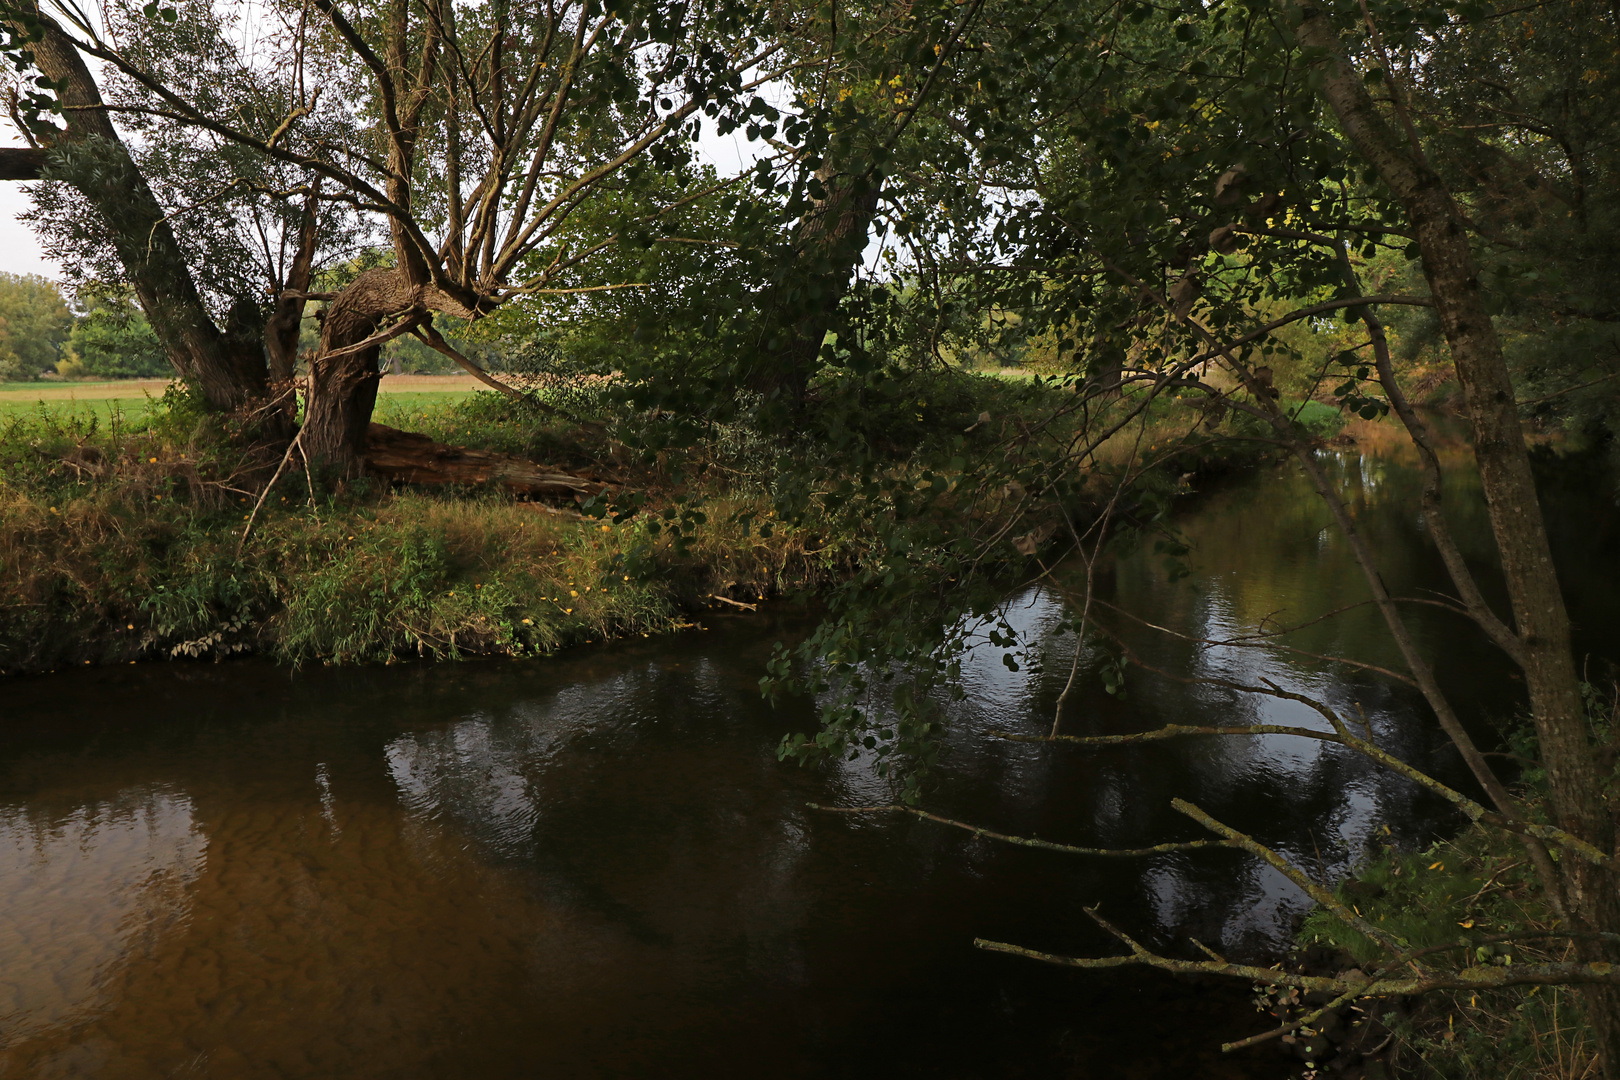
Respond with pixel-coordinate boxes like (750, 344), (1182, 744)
(0, 366), (1334, 676)
(0, 396), (164, 421)
(0, 379), (168, 393)
(0, 378), (173, 421)
(372, 391), (477, 425)
(0, 377), (477, 419)
(0, 389), (854, 674)
(0, 470), (844, 673)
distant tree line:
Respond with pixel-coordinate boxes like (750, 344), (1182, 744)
(0, 266), (503, 384)
(0, 271), (165, 381)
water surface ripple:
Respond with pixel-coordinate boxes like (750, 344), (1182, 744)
(1, 442), (1614, 1078)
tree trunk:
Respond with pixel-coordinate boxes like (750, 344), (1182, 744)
(753, 162), (881, 408)
(18, 9), (270, 414)
(1295, 7), (1620, 1072)
(365, 424), (602, 497)
(303, 269), (416, 477)
(302, 268), (479, 475)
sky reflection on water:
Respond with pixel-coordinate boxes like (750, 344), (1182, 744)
(0, 439), (1615, 1078)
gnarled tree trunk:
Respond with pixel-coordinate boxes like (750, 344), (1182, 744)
(303, 269), (415, 477)
(303, 268), (480, 477)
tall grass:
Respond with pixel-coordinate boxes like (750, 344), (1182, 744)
(0, 370), (1299, 675)
(0, 395), (852, 674)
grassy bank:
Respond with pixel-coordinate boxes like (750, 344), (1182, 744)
(0, 371), (1335, 677)
(0, 387), (854, 674)
(2, 484), (845, 674)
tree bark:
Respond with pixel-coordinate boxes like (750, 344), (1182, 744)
(303, 268), (477, 476)
(753, 161), (881, 407)
(0, 147), (45, 179)
(304, 268), (414, 477)
(17, 9), (270, 414)
(264, 184), (322, 390)
(1294, 7), (1620, 1072)
(365, 424), (602, 497)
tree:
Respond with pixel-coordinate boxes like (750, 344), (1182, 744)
(765, 0), (1620, 1071)
(0, 270), (69, 379)
(743, 0), (1005, 416)
(22, 0), (362, 398)
(463, 0), (997, 438)
(16, 0), (806, 473)
(1294, 0), (1620, 1061)
(0, 3), (282, 414)
(59, 286), (166, 378)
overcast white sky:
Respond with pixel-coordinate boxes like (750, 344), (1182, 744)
(0, 167), (61, 279)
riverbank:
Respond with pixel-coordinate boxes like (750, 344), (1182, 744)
(0, 374), (1337, 676)
(0, 384), (853, 674)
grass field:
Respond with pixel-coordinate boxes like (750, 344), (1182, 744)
(0, 374), (481, 422)
(372, 391), (485, 426)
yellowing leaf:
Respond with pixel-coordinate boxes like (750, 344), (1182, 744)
(1428, 861), (1445, 871)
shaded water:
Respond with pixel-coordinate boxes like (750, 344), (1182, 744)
(1, 434), (1616, 1078)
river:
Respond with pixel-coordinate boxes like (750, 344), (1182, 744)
(1, 431), (1615, 1078)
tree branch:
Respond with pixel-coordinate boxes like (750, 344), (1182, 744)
(808, 802), (1223, 857)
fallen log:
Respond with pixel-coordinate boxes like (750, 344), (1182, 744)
(365, 423), (604, 499)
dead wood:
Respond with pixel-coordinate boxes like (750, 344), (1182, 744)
(364, 423), (604, 499)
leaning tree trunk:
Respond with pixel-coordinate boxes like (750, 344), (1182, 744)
(301, 267), (482, 476)
(753, 160), (882, 408)
(1296, 8), (1620, 1073)
(15, 8), (270, 414)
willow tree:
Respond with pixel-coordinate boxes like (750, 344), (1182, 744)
(0, 2), (287, 415)
(3, 0), (795, 472)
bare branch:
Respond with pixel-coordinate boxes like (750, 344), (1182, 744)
(975, 935), (1620, 995)
(991, 724), (1611, 867)
(409, 322), (526, 403)
(1174, 799), (1408, 953)
(809, 803), (1223, 857)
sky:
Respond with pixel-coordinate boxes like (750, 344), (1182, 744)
(0, 156), (61, 279)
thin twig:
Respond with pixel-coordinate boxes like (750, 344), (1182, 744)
(239, 427), (305, 553)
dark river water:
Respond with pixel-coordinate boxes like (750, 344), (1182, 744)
(1, 432), (1616, 1079)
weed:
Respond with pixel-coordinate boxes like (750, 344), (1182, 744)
(1299, 815), (1601, 1078)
